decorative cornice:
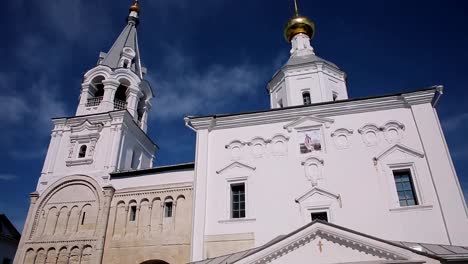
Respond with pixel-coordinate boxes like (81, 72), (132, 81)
(66, 158), (93, 167)
(25, 239), (97, 245)
(187, 89), (438, 131)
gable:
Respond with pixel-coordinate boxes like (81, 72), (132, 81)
(235, 222), (440, 264)
(283, 115), (334, 132)
(268, 236), (388, 264)
(374, 143), (425, 162)
(216, 161), (256, 175)
(295, 187), (340, 205)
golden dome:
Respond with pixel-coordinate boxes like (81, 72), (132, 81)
(284, 15), (315, 42)
(129, 0), (140, 13)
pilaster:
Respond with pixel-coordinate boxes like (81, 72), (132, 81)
(13, 192), (40, 264)
(94, 185), (115, 264)
(76, 83), (92, 115)
(190, 129), (210, 261)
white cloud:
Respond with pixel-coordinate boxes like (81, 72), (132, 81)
(149, 47), (268, 120)
(0, 174), (18, 181)
(442, 112), (468, 132)
(0, 95), (29, 123)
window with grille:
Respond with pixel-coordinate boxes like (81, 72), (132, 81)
(164, 202), (173, 217)
(393, 169), (418, 206)
(231, 183), (246, 219)
(311, 212), (328, 222)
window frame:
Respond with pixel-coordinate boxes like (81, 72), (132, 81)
(302, 91), (312, 105)
(310, 211), (329, 222)
(164, 201), (173, 218)
(78, 145), (87, 158)
(393, 169), (419, 207)
(129, 205), (137, 221)
(230, 183), (246, 219)
(387, 163), (425, 209)
(304, 206), (332, 224)
(224, 177), (251, 221)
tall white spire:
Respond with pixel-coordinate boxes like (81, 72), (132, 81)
(99, 0), (144, 78)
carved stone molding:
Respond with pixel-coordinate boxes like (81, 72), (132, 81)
(381, 120), (405, 144)
(331, 128), (354, 150)
(358, 124), (381, 147)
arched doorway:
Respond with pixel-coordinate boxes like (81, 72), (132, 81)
(140, 260), (169, 264)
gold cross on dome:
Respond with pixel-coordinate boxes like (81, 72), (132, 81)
(317, 240), (324, 252)
(293, 0), (299, 16)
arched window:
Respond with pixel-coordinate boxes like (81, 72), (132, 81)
(302, 91), (311, 105)
(78, 145), (87, 158)
(123, 60), (129, 68)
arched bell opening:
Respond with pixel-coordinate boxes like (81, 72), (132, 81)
(114, 78), (130, 110)
(86, 76), (105, 107)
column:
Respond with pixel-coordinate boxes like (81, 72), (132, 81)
(125, 86), (140, 119)
(101, 79), (120, 112)
(76, 83), (91, 115)
(13, 192), (39, 264)
(94, 185), (115, 264)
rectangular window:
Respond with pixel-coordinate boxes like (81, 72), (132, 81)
(231, 183), (246, 219)
(311, 212), (328, 222)
(303, 92), (311, 105)
(164, 202), (173, 217)
(393, 169), (418, 206)
(129, 206), (137, 221)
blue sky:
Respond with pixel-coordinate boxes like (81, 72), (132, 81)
(0, 0), (467, 231)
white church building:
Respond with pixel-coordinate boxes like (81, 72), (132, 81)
(13, 1), (468, 264)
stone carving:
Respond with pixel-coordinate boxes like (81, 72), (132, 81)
(382, 121), (405, 144)
(358, 124), (381, 147)
(301, 157), (324, 187)
(226, 134), (289, 159)
(358, 121), (406, 147)
(331, 128), (354, 150)
(248, 137), (269, 158)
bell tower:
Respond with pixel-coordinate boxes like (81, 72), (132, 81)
(267, 0), (348, 108)
(37, 0), (157, 193)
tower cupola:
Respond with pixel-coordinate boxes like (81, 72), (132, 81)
(267, 0), (348, 109)
(284, 0), (315, 42)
